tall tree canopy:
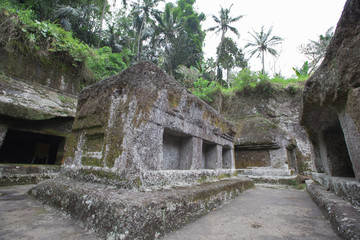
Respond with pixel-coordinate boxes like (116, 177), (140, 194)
(217, 37), (247, 86)
(208, 4), (243, 80)
(171, 0), (205, 69)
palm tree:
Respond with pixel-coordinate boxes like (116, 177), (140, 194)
(208, 4), (243, 79)
(245, 26), (283, 74)
(131, 0), (163, 61)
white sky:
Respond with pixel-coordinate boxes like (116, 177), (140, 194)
(113, 0), (347, 77)
(195, 0), (347, 77)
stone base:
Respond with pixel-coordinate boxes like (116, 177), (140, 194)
(246, 175), (299, 186)
(306, 180), (360, 240)
(237, 167), (293, 177)
(312, 172), (360, 207)
(0, 164), (60, 186)
(29, 176), (254, 240)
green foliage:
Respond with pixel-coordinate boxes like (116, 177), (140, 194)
(187, 67), (309, 102)
(175, 65), (201, 88)
(192, 77), (219, 102)
(218, 37), (247, 71)
(0, 4), (90, 64)
(208, 4), (243, 81)
(170, 0), (206, 69)
(293, 61), (310, 78)
(86, 46), (130, 80)
(6, 0), (107, 46)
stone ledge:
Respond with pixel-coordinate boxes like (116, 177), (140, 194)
(312, 172), (360, 207)
(237, 167), (293, 177)
(306, 180), (360, 240)
(0, 165), (61, 186)
(245, 175), (298, 186)
(29, 176), (254, 240)
(0, 173), (58, 186)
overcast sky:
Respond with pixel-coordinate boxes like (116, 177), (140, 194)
(113, 0), (347, 77)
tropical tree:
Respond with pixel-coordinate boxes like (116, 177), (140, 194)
(170, 0), (205, 71)
(299, 27), (334, 74)
(155, 3), (183, 75)
(131, 0), (163, 61)
(245, 26), (283, 74)
(53, 4), (103, 45)
(217, 37), (247, 87)
(208, 4), (243, 79)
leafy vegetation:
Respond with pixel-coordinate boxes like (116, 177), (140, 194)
(208, 4), (243, 80)
(177, 65), (308, 102)
(0, 0), (311, 93)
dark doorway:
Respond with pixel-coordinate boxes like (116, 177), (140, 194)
(322, 123), (355, 178)
(0, 129), (65, 165)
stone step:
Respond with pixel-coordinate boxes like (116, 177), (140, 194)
(244, 175), (299, 186)
(0, 164), (60, 186)
(312, 172), (360, 208)
(237, 167), (293, 177)
(306, 180), (360, 240)
(29, 176), (254, 240)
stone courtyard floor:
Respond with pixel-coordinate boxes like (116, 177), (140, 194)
(0, 184), (339, 240)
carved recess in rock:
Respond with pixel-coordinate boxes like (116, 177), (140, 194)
(64, 61), (236, 188)
(210, 88), (313, 175)
(301, 0), (360, 180)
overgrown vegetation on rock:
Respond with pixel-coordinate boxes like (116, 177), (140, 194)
(0, 2), (131, 85)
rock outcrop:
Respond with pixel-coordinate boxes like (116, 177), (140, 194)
(211, 85), (313, 176)
(301, 0), (360, 238)
(0, 74), (77, 166)
(300, 0), (360, 180)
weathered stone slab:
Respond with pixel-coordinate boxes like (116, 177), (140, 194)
(306, 180), (360, 240)
(30, 176), (254, 240)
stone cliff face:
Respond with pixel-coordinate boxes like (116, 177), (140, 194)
(210, 87), (314, 174)
(0, 73), (77, 166)
(301, 0), (360, 180)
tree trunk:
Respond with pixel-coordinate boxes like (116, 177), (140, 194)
(226, 67), (231, 88)
(97, 0), (107, 49)
(215, 32), (225, 81)
(261, 50), (265, 74)
(137, 15), (146, 61)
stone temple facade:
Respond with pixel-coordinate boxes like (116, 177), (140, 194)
(63, 61), (237, 188)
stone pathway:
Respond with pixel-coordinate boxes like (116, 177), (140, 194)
(0, 185), (98, 240)
(163, 186), (339, 240)
(0, 184), (339, 240)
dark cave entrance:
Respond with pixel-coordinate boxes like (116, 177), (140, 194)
(322, 123), (355, 178)
(0, 129), (65, 165)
